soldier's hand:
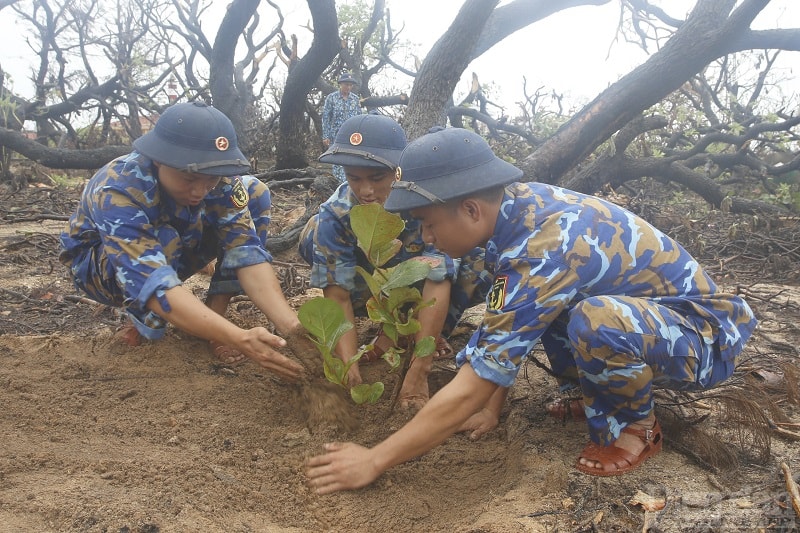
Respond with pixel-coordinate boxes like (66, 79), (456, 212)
(238, 327), (305, 381)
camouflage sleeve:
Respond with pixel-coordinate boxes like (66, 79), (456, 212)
(321, 93), (335, 140)
(421, 246), (460, 283)
(308, 208), (359, 291)
(203, 177), (272, 277)
(459, 256), (580, 387)
(92, 188), (182, 313)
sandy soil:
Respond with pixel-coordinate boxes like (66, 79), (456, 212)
(1, 187), (799, 532)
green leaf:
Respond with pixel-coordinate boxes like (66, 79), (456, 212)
(350, 382), (385, 404)
(382, 260), (431, 292)
(395, 317), (420, 337)
(371, 239), (403, 267)
(351, 204), (405, 267)
(298, 297), (353, 350)
(366, 298), (393, 324)
(381, 346), (403, 369)
(382, 322), (399, 344)
(356, 265), (384, 299)
(385, 286), (422, 314)
(414, 336), (436, 358)
(323, 355), (346, 386)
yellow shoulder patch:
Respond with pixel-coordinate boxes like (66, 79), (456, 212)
(487, 275), (508, 311)
(231, 179), (249, 210)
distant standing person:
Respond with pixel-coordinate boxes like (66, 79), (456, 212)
(322, 72), (363, 182)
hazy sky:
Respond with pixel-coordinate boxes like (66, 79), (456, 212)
(0, 0), (797, 115)
(388, 0), (649, 109)
(383, 0), (799, 112)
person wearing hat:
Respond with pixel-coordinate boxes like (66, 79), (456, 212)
(321, 72), (363, 182)
(59, 101), (311, 379)
(299, 115), (488, 409)
(305, 127), (757, 491)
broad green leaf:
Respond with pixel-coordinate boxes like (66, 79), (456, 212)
(371, 238), (403, 267)
(381, 346), (403, 370)
(385, 286), (421, 314)
(356, 265), (383, 299)
(414, 336), (436, 358)
(382, 322), (399, 344)
(410, 297), (436, 315)
(323, 355), (346, 386)
(396, 317), (420, 337)
(298, 297), (353, 350)
(351, 204), (405, 266)
(381, 260), (431, 292)
(366, 298), (393, 324)
(350, 382), (385, 404)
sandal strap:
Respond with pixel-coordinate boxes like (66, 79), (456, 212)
(576, 420), (663, 476)
(621, 420), (662, 443)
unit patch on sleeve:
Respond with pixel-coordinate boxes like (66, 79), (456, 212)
(487, 275), (508, 311)
(231, 178), (249, 209)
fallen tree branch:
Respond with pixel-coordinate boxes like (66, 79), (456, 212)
(780, 462), (800, 517)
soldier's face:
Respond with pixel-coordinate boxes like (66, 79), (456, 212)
(411, 201), (487, 258)
(155, 163), (221, 207)
(345, 166), (396, 205)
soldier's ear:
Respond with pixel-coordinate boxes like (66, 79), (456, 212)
(461, 198), (482, 221)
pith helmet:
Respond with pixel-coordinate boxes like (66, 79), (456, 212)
(133, 101), (250, 177)
(319, 114), (407, 169)
(384, 128), (523, 212)
(338, 72), (358, 84)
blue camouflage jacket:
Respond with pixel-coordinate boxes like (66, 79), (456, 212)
(300, 182), (458, 293)
(321, 91), (362, 142)
(59, 151), (271, 316)
(459, 182), (757, 387)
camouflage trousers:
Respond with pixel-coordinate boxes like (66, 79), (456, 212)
(540, 295), (730, 445)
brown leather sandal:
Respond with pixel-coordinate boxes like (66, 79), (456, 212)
(575, 420), (663, 476)
(545, 397), (586, 421)
(360, 332), (396, 363)
(434, 336), (454, 359)
(113, 321), (142, 347)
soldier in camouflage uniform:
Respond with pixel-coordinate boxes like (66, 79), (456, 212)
(321, 72), (363, 182)
(305, 127), (757, 492)
(59, 102), (307, 380)
(300, 114), (488, 409)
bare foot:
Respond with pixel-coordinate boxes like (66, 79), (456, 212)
(398, 362), (431, 410)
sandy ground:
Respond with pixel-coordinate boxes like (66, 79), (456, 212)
(1, 204), (799, 532)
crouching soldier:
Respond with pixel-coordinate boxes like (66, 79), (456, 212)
(299, 115), (489, 409)
(60, 101), (310, 379)
(305, 127), (757, 492)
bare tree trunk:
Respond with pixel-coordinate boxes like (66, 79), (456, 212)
(275, 0), (339, 170)
(403, 0), (499, 140)
(209, 0), (260, 144)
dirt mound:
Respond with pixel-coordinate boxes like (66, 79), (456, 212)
(1, 183), (799, 531)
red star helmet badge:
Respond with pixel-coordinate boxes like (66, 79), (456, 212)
(349, 132), (363, 146)
(215, 136), (230, 151)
